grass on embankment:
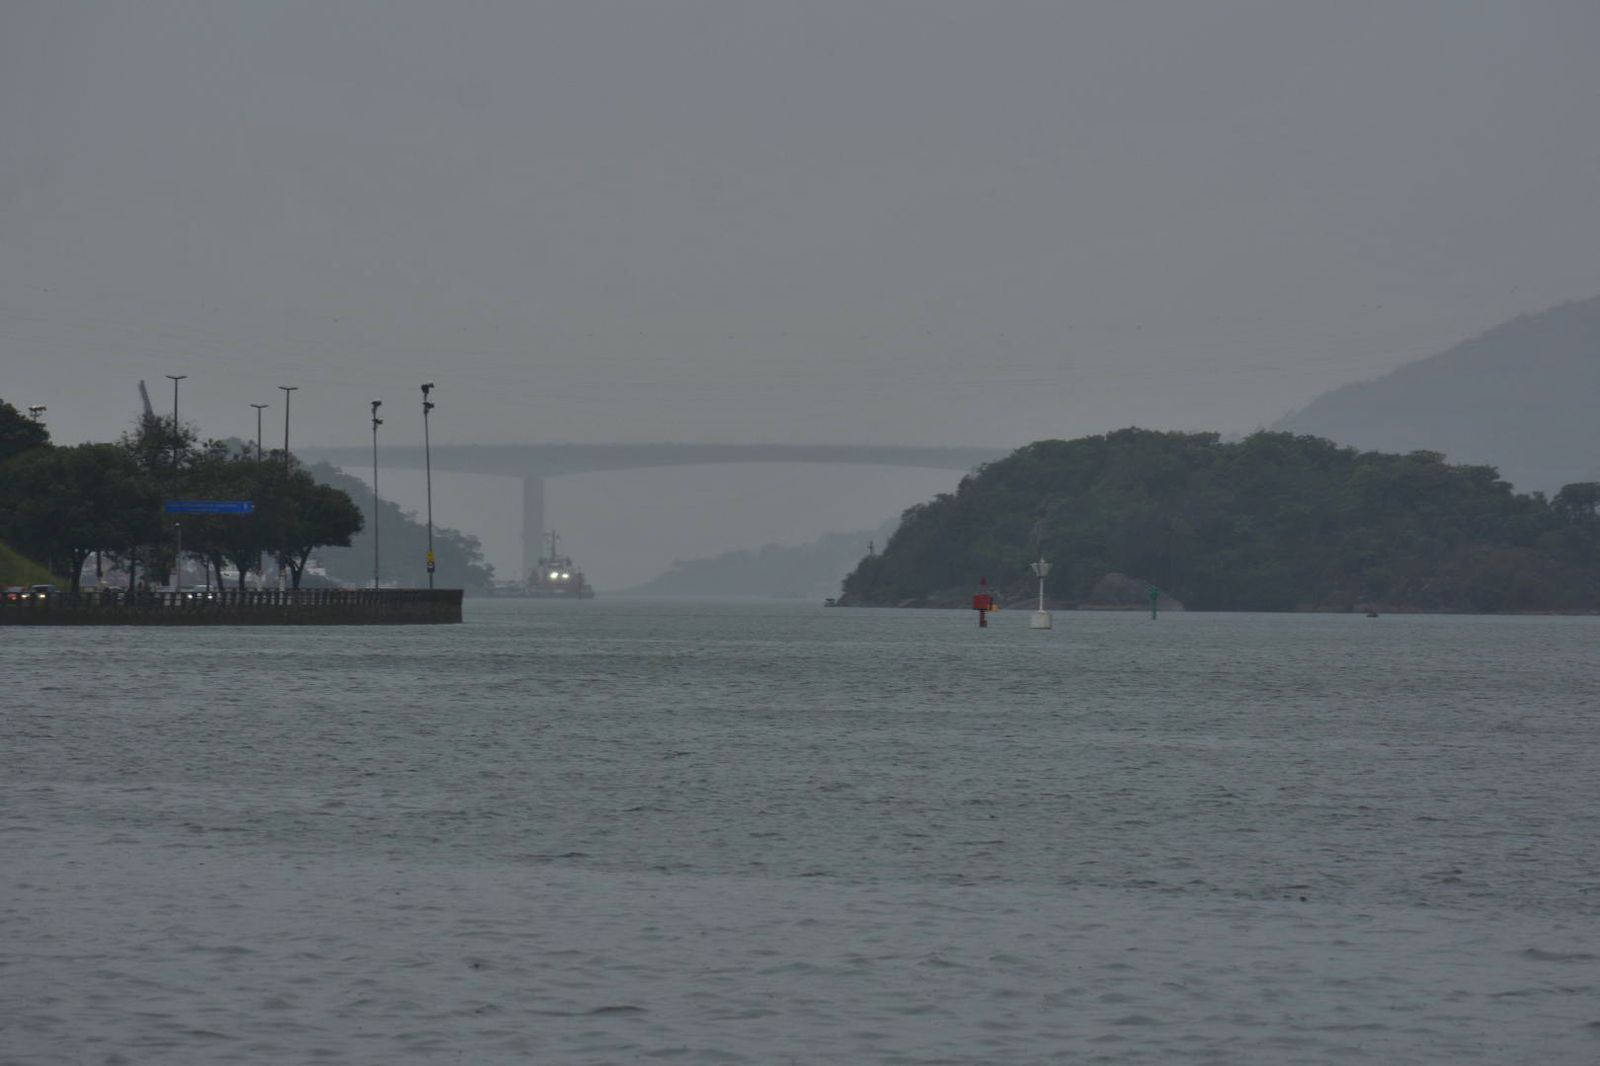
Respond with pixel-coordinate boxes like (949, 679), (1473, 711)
(0, 541), (61, 586)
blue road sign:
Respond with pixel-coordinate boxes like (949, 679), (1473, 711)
(164, 500), (255, 515)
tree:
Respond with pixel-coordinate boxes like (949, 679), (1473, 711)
(1553, 482), (1600, 525)
(253, 463), (364, 587)
(0, 398), (50, 464)
(180, 443), (270, 588)
(113, 412), (203, 585)
(120, 411), (196, 478)
(0, 443), (160, 592)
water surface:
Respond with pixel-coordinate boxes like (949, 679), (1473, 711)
(5, 602), (1598, 1062)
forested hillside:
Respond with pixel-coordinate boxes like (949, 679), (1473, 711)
(840, 429), (1600, 612)
(308, 462), (495, 591)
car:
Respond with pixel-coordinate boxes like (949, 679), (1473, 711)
(160, 586), (218, 601)
(29, 584), (58, 599)
(3, 586), (25, 603)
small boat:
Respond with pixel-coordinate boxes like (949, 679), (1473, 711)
(526, 531), (595, 599)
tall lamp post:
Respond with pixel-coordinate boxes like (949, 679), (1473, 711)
(249, 403), (269, 589)
(370, 399), (383, 590)
(278, 385), (298, 469)
(165, 374), (187, 468)
(250, 403), (269, 463)
(420, 382), (436, 589)
(165, 375), (186, 588)
(26, 404), (46, 422)
(165, 374), (187, 425)
(275, 386), (297, 589)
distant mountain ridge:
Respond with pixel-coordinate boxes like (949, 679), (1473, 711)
(1276, 295), (1600, 492)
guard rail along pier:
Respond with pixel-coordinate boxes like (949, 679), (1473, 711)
(1, 588), (462, 626)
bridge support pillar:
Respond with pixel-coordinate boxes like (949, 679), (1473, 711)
(522, 475), (545, 582)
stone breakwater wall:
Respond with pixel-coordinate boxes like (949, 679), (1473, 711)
(0, 588), (462, 626)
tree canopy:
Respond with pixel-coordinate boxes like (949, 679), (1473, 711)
(0, 401), (366, 590)
(841, 429), (1600, 612)
(1, 443), (160, 592)
(0, 399), (50, 464)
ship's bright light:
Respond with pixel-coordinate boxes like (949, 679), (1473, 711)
(549, 571), (560, 580)
(560, 572), (570, 580)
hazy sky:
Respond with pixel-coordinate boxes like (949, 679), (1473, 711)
(3, 1), (1597, 582)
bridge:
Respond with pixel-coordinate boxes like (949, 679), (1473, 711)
(300, 443), (1004, 579)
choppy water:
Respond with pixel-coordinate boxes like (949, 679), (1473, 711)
(5, 601), (1599, 1063)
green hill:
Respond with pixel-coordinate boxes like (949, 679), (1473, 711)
(307, 462), (495, 590)
(0, 540), (61, 587)
(839, 429), (1600, 613)
(1276, 295), (1600, 492)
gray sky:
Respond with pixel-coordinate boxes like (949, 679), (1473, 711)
(3, 1), (1598, 583)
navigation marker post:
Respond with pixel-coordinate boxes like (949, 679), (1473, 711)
(1030, 557), (1052, 630)
(370, 400), (383, 590)
(1149, 585), (1160, 620)
(973, 576), (995, 628)
(421, 382), (435, 589)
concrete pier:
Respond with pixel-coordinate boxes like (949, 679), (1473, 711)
(0, 588), (462, 626)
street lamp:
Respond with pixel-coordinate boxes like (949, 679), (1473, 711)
(278, 385), (298, 470)
(26, 404), (46, 422)
(165, 374), (187, 472)
(421, 382), (435, 589)
(165, 374), (187, 590)
(249, 402), (270, 590)
(275, 386), (297, 588)
(370, 399), (383, 590)
(250, 403), (269, 463)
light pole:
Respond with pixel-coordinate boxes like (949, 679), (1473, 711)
(278, 385), (298, 469)
(26, 404), (46, 422)
(250, 403), (269, 463)
(249, 402), (269, 589)
(421, 382), (435, 589)
(276, 386), (297, 589)
(370, 399), (383, 590)
(165, 375), (186, 589)
(165, 373), (187, 475)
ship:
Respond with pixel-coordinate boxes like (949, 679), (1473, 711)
(525, 531), (594, 598)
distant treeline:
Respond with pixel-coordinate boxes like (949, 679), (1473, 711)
(0, 398), (363, 591)
(841, 429), (1600, 612)
(0, 397), (492, 592)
